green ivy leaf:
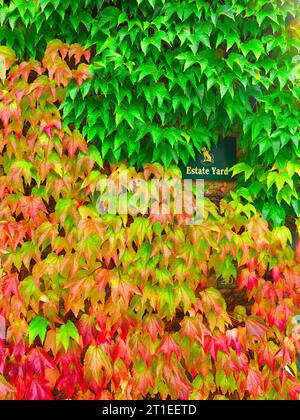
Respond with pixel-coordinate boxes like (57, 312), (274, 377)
(56, 321), (79, 351)
(241, 39), (264, 60)
(231, 163), (254, 181)
(28, 316), (49, 345)
(88, 145), (103, 168)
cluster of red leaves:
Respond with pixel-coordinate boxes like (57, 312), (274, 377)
(0, 45), (299, 400)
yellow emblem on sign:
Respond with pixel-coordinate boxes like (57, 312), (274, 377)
(201, 147), (214, 163)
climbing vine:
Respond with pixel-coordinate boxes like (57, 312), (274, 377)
(0, 44), (299, 399)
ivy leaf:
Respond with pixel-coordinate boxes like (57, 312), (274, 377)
(138, 63), (158, 82)
(267, 171), (277, 190)
(231, 163), (254, 181)
(28, 316), (50, 345)
(262, 203), (286, 226)
(0, 376), (15, 398)
(292, 198), (300, 217)
(24, 378), (53, 400)
(241, 39), (264, 60)
(246, 368), (263, 398)
(198, 34), (211, 48)
(56, 321), (79, 351)
(217, 5), (235, 21)
(157, 334), (180, 362)
(84, 345), (112, 381)
(88, 145), (103, 168)
(272, 226), (292, 247)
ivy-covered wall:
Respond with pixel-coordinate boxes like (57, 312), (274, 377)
(0, 1), (300, 401)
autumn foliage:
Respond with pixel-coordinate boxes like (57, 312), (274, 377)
(0, 43), (299, 400)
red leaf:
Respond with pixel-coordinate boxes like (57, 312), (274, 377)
(64, 131), (88, 158)
(271, 266), (281, 283)
(246, 367), (263, 398)
(17, 196), (47, 224)
(203, 333), (229, 361)
(24, 378), (53, 400)
(275, 338), (295, 366)
(157, 335), (180, 362)
(77, 315), (96, 346)
(226, 328), (243, 355)
(0, 340), (5, 374)
(95, 269), (111, 294)
(257, 341), (277, 372)
(238, 268), (258, 292)
(26, 348), (56, 376)
(245, 316), (269, 347)
(56, 350), (84, 399)
(143, 315), (164, 342)
(136, 338), (154, 368)
(112, 338), (132, 368)
(133, 366), (155, 397)
(1, 273), (19, 299)
(268, 303), (293, 332)
(285, 378), (300, 400)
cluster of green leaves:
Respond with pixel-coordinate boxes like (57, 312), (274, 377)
(0, 1), (299, 224)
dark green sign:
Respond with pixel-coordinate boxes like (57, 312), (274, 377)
(179, 137), (237, 181)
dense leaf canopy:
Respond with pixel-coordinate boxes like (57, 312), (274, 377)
(0, 1), (299, 400)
